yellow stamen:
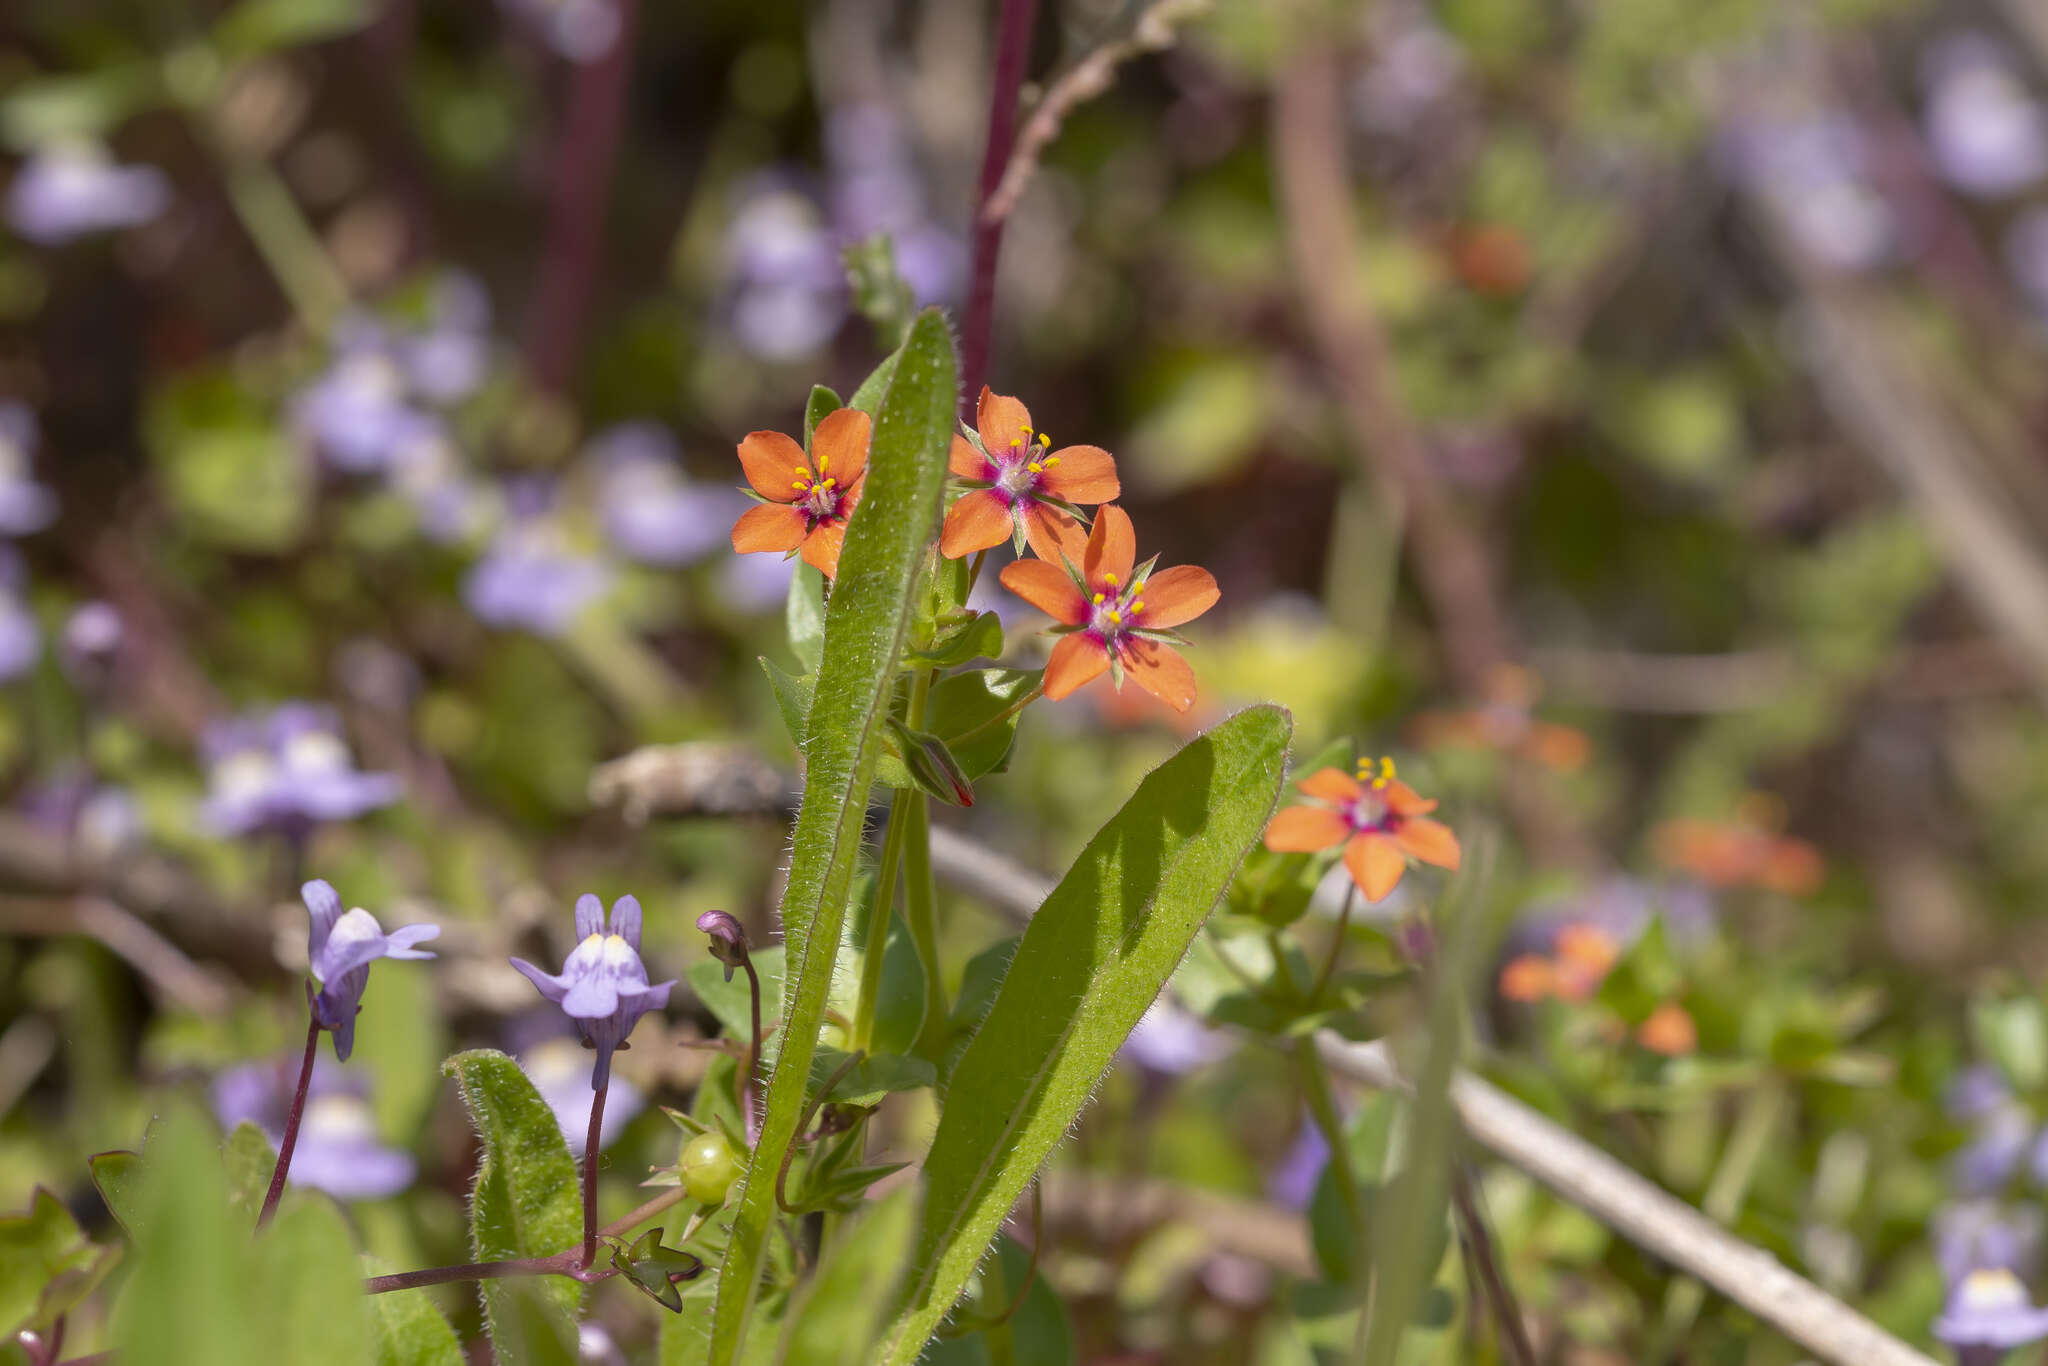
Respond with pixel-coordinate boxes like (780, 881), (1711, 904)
(1105, 572), (1120, 587)
(1028, 461), (1043, 473)
(793, 480), (809, 491)
(1372, 756), (1397, 789)
(1132, 599), (1144, 613)
(1037, 432), (1050, 447)
(1045, 456), (1060, 467)
(822, 477), (836, 488)
(817, 454), (829, 474)
(1091, 592), (1105, 605)
(1009, 436), (1023, 447)
(1107, 609), (1122, 623)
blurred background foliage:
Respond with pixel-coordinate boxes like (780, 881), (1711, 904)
(9, 0), (2048, 1360)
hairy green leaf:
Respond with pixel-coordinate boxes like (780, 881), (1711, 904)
(223, 1121), (278, 1223)
(367, 1272), (466, 1366)
(875, 705), (1292, 1361)
(443, 1049), (583, 1364)
(0, 1189), (119, 1339)
(786, 564), (827, 673)
(709, 308), (957, 1364)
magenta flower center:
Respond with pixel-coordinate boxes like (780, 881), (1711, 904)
(1344, 789), (1392, 834)
(798, 481), (843, 524)
(1087, 575), (1144, 647)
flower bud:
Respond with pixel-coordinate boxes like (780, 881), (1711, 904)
(695, 909), (750, 983)
(885, 717), (974, 807)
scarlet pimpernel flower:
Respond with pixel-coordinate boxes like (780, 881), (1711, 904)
(730, 407), (871, 578)
(998, 505), (1217, 711)
(1263, 757), (1460, 902)
(511, 894), (676, 1090)
(302, 879), (440, 1061)
(941, 387), (1119, 563)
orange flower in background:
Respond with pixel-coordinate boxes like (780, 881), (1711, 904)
(730, 407), (870, 578)
(1412, 664), (1590, 773)
(1495, 920), (1620, 1003)
(942, 387), (1120, 563)
(998, 505), (1217, 712)
(1498, 954), (1555, 1003)
(1263, 756), (1461, 902)
(1637, 1001), (1698, 1056)
(1653, 793), (1822, 896)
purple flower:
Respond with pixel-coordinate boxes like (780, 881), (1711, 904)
(0, 587), (39, 683)
(198, 704), (402, 838)
(723, 182), (847, 361)
(1350, 17), (1463, 135)
(15, 770), (139, 859)
(1955, 1105), (2037, 1198)
(1934, 1267), (2048, 1365)
(387, 430), (492, 544)
(1268, 1115), (1331, 1211)
(302, 879), (439, 1062)
(401, 274), (492, 403)
(1938, 1202), (2043, 1284)
(498, 0), (621, 62)
(1718, 114), (1895, 273)
(213, 1058), (416, 1201)
(291, 341), (440, 474)
(1953, 1066), (2017, 1123)
(1922, 33), (2048, 198)
(462, 511), (612, 635)
(590, 423), (748, 567)
(511, 894), (676, 1090)
(719, 550), (797, 614)
(522, 1037), (645, 1155)
(0, 402), (57, 535)
(59, 600), (121, 684)
(6, 146), (169, 245)
(1121, 998), (1234, 1075)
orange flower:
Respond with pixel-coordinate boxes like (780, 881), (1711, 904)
(730, 408), (870, 578)
(1263, 757), (1461, 902)
(1411, 665), (1590, 773)
(997, 505), (1217, 712)
(942, 387), (1119, 564)
(1498, 955), (1555, 1003)
(1653, 798), (1823, 897)
(1550, 923), (1619, 1001)
(1637, 1001), (1697, 1056)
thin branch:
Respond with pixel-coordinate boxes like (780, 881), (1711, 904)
(1318, 1036), (1938, 1366)
(256, 1017), (323, 1229)
(981, 0), (1212, 225)
(958, 0), (1042, 409)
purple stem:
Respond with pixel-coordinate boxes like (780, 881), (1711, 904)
(256, 1016), (322, 1229)
(741, 956), (763, 1146)
(524, 0), (641, 393)
(365, 1251), (617, 1295)
(582, 1082), (608, 1268)
(957, 0), (1041, 412)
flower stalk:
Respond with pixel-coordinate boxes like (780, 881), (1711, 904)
(255, 1016), (323, 1229)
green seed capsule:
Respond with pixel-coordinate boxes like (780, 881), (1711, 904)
(679, 1130), (740, 1205)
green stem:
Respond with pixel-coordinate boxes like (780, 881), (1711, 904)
(219, 159), (350, 331)
(848, 798), (912, 1053)
(947, 682), (1044, 748)
(1296, 1037), (1363, 1229)
(1311, 881), (1360, 1004)
(1649, 1082), (1783, 1359)
(904, 789), (949, 1052)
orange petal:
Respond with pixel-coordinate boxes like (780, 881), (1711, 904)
(731, 502), (806, 554)
(1395, 817), (1461, 871)
(1344, 831), (1407, 902)
(1043, 632), (1109, 700)
(1263, 804), (1348, 853)
(1524, 723), (1591, 772)
(800, 521), (846, 578)
(811, 408), (870, 489)
(1134, 565), (1218, 629)
(1021, 501), (1089, 565)
(940, 489), (1014, 559)
(976, 388), (1032, 457)
(1038, 445), (1119, 503)
(1298, 767), (1362, 803)
(1121, 636), (1197, 712)
(949, 434), (992, 480)
(736, 430), (808, 502)
(1637, 1003), (1697, 1057)
(1084, 504), (1136, 588)
(1498, 955), (1555, 1003)
(1383, 780), (1437, 817)
(999, 559), (1089, 624)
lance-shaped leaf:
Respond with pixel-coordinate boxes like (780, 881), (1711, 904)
(873, 705), (1292, 1362)
(367, 1270), (465, 1366)
(709, 308), (958, 1363)
(443, 1049), (583, 1365)
(775, 1186), (918, 1366)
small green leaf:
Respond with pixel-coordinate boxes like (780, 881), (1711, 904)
(808, 1048), (936, 1108)
(786, 565), (828, 673)
(223, 1122), (278, 1223)
(875, 706), (1292, 1362)
(925, 669), (1038, 781)
(904, 612), (1004, 669)
(89, 1149), (146, 1235)
(0, 1189), (120, 1338)
(777, 1187), (919, 1365)
(367, 1273), (465, 1366)
(805, 387), (844, 445)
(711, 309), (957, 1364)
(213, 0), (372, 56)
(443, 1049), (583, 1364)
(871, 914), (929, 1058)
(762, 658), (816, 756)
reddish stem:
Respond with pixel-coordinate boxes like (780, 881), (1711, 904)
(256, 1016), (322, 1229)
(524, 0), (641, 393)
(741, 956), (763, 1146)
(365, 1251), (617, 1294)
(582, 1082), (608, 1268)
(958, 0), (1041, 411)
